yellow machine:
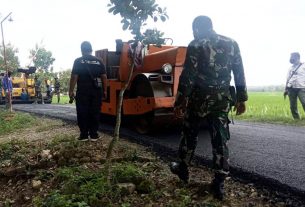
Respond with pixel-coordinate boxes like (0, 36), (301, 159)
(11, 72), (35, 102)
(0, 67), (52, 104)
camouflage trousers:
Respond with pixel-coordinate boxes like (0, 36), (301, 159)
(178, 109), (230, 176)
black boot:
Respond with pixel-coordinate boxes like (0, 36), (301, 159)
(211, 173), (226, 200)
(169, 161), (189, 183)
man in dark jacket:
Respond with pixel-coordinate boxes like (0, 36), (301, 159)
(69, 41), (107, 141)
(170, 16), (248, 200)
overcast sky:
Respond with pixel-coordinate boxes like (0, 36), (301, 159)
(1, 0), (305, 86)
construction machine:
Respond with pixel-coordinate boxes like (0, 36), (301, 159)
(95, 41), (187, 133)
(0, 67), (52, 104)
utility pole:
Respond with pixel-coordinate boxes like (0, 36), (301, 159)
(1, 12), (13, 112)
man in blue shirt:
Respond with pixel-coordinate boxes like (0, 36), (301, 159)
(20, 88), (29, 101)
(1, 71), (13, 109)
(0, 75), (3, 103)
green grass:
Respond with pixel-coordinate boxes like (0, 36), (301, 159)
(235, 92), (305, 126)
(51, 95), (72, 105)
(0, 109), (37, 135)
(33, 163), (144, 207)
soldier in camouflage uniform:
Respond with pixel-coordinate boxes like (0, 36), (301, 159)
(54, 77), (61, 103)
(170, 16), (248, 200)
(34, 75), (44, 104)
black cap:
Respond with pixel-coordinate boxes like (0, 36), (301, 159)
(81, 41), (92, 53)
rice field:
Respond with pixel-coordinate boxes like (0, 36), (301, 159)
(235, 92), (305, 126)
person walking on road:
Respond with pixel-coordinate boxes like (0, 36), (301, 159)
(169, 16), (248, 200)
(284, 52), (305, 119)
(69, 41), (107, 141)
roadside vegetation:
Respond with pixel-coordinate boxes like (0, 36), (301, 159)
(234, 92), (305, 126)
(0, 110), (37, 135)
(1, 109), (304, 206)
(51, 95), (71, 105)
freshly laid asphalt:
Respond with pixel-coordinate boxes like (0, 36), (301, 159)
(7, 104), (305, 196)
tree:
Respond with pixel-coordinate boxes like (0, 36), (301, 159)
(105, 0), (168, 176)
(107, 0), (168, 43)
(29, 44), (55, 73)
(0, 43), (20, 73)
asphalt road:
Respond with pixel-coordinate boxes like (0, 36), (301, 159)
(7, 104), (305, 195)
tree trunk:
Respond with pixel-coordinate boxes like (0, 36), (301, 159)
(105, 57), (136, 183)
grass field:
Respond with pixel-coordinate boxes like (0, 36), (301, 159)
(51, 95), (72, 105)
(235, 92), (305, 126)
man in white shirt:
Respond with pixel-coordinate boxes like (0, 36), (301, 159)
(284, 52), (305, 119)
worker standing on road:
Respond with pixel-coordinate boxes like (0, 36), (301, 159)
(34, 75), (44, 104)
(0, 74), (3, 103)
(69, 41), (107, 141)
(2, 71), (13, 110)
(284, 52), (305, 119)
(170, 16), (248, 200)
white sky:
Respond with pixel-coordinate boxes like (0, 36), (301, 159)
(1, 0), (305, 86)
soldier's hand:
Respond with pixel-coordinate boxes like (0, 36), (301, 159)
(283, 91), (288, 100)
(174, 106), (185, 119)
(234, 102), (246, 115)
(102, 91), (107, 100)
(69, 91), (74, 99)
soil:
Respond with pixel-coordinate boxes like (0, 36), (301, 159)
(0, 116), (304, 207)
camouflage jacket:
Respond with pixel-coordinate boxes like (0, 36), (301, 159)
(175, 31), (248, 115)
(55, 80), (60, 90)
(34, 79), (42, 92)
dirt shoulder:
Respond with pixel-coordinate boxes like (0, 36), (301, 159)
(0, 112), (304, 207)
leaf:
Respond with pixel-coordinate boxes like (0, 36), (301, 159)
(160, 15), (166, 22)
(113, 9), (119, 15)
(108, 7), (115, 13)
(157, 7), (162, 13)
(153, 16), (158, 22)
(122, 22), (129, 31)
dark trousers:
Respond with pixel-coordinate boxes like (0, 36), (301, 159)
(288, 88), (305, 119)
(76, 91), (102, 138)
(178, 109), (230, 176)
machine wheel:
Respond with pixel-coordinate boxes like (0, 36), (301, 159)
(129, 75), (155, 134)
(133, 111), (154, 134)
